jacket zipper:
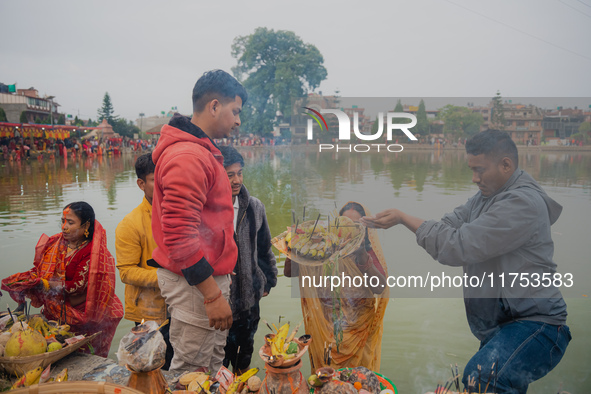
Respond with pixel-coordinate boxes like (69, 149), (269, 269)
(237, 210), (246, 235)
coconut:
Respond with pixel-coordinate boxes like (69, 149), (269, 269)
(4, 329), (47, 357)
(247, 376), (261, 392)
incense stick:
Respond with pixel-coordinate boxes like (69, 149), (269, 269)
(308, 213), (321, 240)
(6, 305), (16, 327)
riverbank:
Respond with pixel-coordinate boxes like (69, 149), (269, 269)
(2, 143), (589, 162)
(227, 143), (591, 152)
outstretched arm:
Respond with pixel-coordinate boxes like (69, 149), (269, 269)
(360, 209), (425, 233)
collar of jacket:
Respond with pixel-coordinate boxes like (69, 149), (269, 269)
(482, 168), (523, 200)
(236, 184), (250, 232)
(168, 113), (210, 140)
(165, 113), (223, 162)
(141, 196), (152, 213)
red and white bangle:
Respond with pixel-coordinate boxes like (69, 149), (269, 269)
(203, 289), (222, 305)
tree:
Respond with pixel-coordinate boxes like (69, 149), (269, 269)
(0, 107), (7, 122)
(491, 90), (505, 130)
(97, 92), (118, 125)
(576, 121), (591, 143)
(439, 105), (483, 139)
(416, 99), (429, 135)
(73, 116), (85, 127)
(112, 118), (140, 139)
(20, 111), (28, 123)
(579, 121), (591, 136)
(231, 28), (328, 135)
(57, 114), (66, 125)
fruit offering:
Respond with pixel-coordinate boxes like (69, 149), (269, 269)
(0, 313), (75, 358)
(281, 216), (364, 261)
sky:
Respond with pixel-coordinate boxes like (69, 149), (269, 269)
(1, 0), (590, 122)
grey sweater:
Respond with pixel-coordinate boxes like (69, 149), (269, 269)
(416, 169), (568, 341)
(231, 185), (278, 319)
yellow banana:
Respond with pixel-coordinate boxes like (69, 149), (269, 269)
(11, 366), (43, 389)
(275, 323), (289, 354)
(55, 368), (68, 382)
(237, 367), (259, 383)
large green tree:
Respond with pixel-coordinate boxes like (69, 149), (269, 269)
(112, 118), (140, 139)
(97, 92), (118, 125)
(231, 28), (328, 135)
(439, 105), (483, 138)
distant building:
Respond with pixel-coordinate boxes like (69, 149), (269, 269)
(542, 107), (586, 141)
(502, 104), (544, 145)
(0, 85), (60, 124)
(135, 110), (178, 133)
(403, 104), (439, 119)
(290, 93), (341, 142)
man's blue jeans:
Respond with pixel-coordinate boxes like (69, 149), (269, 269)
(462, 320), (571, 394)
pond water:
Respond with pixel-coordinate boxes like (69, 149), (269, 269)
(0, 148), (589, 393)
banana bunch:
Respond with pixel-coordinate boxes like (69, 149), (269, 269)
(226, 367), (259, 394)
(266, 322), (302, 360)
(27, 315), (73, 341)
(285, 216), (361, 261)
(11, 366), (43, 389)
(286, 225), (338, 260)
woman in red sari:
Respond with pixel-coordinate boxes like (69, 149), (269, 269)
(1, 201), (123, 357)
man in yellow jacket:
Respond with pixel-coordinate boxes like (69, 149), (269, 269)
(116, 153), (173, 369)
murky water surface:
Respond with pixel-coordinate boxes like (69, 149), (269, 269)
(1, 148), (589, 393)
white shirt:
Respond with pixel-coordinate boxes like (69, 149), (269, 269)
(233, 197), (239, 233)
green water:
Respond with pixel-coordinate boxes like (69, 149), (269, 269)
(1, 148), (589, 393)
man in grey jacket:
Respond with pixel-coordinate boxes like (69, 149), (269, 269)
(362, 130), (571, 394)
(219, 145), (278, 373)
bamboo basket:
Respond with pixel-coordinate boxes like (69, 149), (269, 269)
(0, 332), (100, 376)
(271, 221), (365, 267)
(10, 381), (144, 393)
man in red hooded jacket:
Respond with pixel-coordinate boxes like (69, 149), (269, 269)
(151, 69), (247, 372)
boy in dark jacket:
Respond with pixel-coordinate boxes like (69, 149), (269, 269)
(219, 145), (278, 373)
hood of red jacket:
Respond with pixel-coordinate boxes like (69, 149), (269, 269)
(152, 113), (223, 166)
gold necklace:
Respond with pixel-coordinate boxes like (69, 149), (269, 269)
(67, 240), (86, 252)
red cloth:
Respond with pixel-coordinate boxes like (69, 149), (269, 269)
(151, 121), (237, 281)
(1, 221), (123, 357)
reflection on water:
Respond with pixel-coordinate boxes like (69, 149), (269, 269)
(0, 148), (589, 393)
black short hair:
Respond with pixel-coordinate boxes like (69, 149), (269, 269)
(192, 70), (248, 113)
(64, 201), (95, 240)
(466, 129), (518, 165)
(135, 153), (155, 181)
(219, 145), (244, 168)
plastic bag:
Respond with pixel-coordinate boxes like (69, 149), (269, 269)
(117, 320), (166, 372)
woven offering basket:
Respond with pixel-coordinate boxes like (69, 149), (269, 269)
(0, 332), (100, 376)
(271, 220), (365, 267)
(10, 381), (144, 393)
